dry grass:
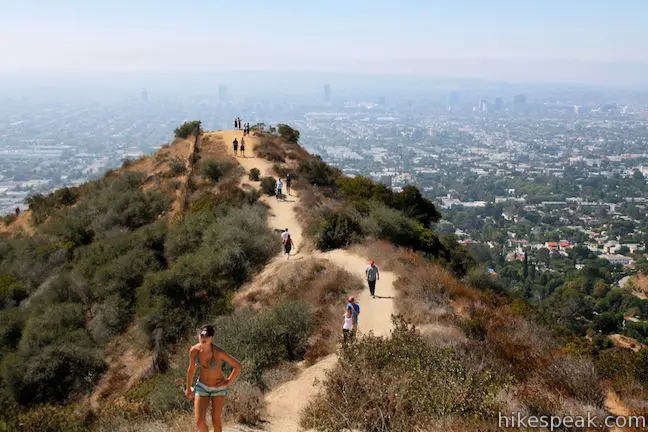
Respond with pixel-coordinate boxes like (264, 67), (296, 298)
(254, 135), (309, 164)
(238, 257), (364, 364)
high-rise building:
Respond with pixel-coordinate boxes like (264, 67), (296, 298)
(218, 85), (229, 103)
(447, 91), (460, 111)
(479, 99), (488, 113)
(324, 84), (331, 102)
(513, 94), (527, 113)
(494, 97), (504, 111)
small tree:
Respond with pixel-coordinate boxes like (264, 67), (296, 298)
(201, 159), (222, 183)
(260, 177), (276, 195)
(277, 124), (300, 144)
(249, 168), (261, 181)
(174, 120), (202, 139)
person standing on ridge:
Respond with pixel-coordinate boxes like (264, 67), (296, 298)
(232, 138), (238, 156)
(276, 178), (283, 199)
(185, 325), (241, 432)
(285, 173), (293, 196)
(365, 260), (380, 298)
(240, 137), (245, 157)
(234, 118), (237, 129)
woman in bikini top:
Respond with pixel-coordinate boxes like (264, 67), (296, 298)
(185, 325), (241, 432)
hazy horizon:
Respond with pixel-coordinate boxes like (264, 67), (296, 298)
(2, 0), (648, 86)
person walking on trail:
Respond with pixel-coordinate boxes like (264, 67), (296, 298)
(365, 260), (380, 298)
(232, 138), (238, 155)
(276, 178), (283, 199)
(185, 325), (242, 432)
(240, 137), (246, 156)
(342, 307), (354, 345)
(283, 231), (294, 260)
(281, 228), (290, 243)
(346, 296), (360, 331)
(285, 173), (293, 196)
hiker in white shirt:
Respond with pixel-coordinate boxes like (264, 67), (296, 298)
(365, 260), (379, 298)
(276, 178), (283, 199)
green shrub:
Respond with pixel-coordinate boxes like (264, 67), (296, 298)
(168, 157), (186, 175)
(249, 168), (261, 181)
(0, 308), (25, 355)
(634, 348), (648, 386)
(260, 176), (277, 196)
(2, 214), (17, 225)
(0, 275), (27, 308)
(363, 202), (421, 248)
(16, 404), (90, 432)
(301, 316), (506, 431)
(2, 343), (105, 406)
(138, 205), (278, 344)
(298, 156), (340, 187)
(273, 163), (290, 179)
(465, 267), (506, 294)
(174, 120), (201, 139)
(214, 301), (312, 385)
(315, 209), (364, 251)
(18, 303), (90, 351)
(201, 159), (223, 182)
(277, 124), (300, 143)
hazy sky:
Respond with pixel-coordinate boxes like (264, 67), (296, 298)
(2, 0), (648, 84)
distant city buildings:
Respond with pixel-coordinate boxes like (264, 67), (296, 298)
(324, 84), (331, 102)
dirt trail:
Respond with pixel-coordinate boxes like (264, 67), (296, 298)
(210, 130), (399, 432)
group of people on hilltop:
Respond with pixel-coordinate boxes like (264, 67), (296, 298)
(233, 117), (251, 135)
(232, 137), (245, 157)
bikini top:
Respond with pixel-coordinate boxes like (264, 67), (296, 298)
(195, 343), (219, 369)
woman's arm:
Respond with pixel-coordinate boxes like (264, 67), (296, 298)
(220, 351), (242, 385)
(186, 347), (197, 394)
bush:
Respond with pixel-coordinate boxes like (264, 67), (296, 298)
(2, 214), (17, 225)
(168, 157), (186, 175)
(277, 124), (300, 144)
(200, 159), (222, 182)
(2, 343), (105, 406)
(224, 380), (264, 425)
(298, 156), (340, 187)
(260, 176), (277, 196)
(273, 163), (290, 179)
(174, 120), (201, 139)
(0, 308), (25, 355)
(301, 317), (506, 432)
(249, 168), (261, 181)
(16, 404), (90, 432)
(315, 208), (364, 251)
(0, 275), (27, 309)
(138, 205), (278, 344)
(214, 301), (312, 385)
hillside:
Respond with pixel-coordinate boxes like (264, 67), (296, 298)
(0, 122), (646, 432)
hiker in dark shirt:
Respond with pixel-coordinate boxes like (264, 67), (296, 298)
(233, 138), (238, 155)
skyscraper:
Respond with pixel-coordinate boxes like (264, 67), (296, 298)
(513, 94), (526, 113)
(479, 99), (488, 113)
(218, 85), (229, 103)
(324, 84), (331, 102)
(494, 97), (504, 111)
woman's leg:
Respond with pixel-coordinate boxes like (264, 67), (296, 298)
(194, 395), (210, 432)
(211, 396), (227, 432)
